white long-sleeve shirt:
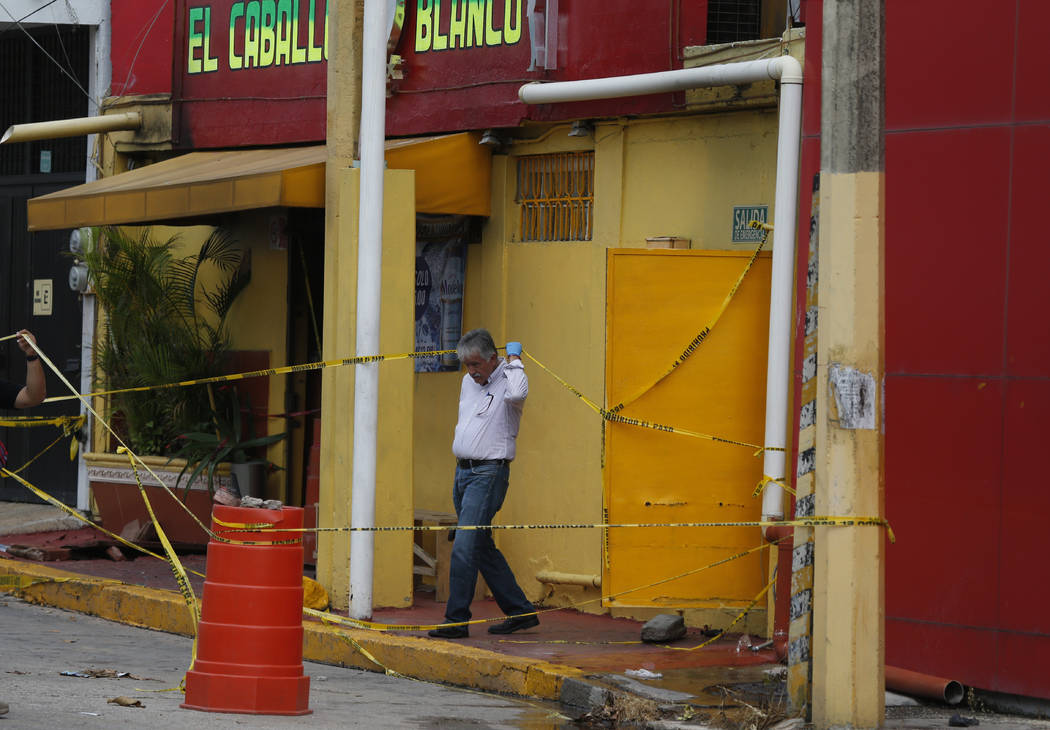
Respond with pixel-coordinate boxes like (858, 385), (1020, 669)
(451, 359), (528, 461)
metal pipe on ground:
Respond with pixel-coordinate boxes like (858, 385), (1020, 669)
(535, 570), (601, 588)
(885, 665), (965, 705)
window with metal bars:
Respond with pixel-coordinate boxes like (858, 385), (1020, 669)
(0, 24), (89, 177)
(516, 152), (594, 242)
(706, 0), (762, 45)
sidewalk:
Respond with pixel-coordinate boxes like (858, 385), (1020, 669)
(0, 502), (781, 721)
(3, 502), (1048, 728)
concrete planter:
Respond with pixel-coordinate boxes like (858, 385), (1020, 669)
(85, 452), (231, 546)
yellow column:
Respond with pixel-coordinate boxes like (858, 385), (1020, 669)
(318, 0), (416, 609)
(811, 2), (886, 726)
(812, 171), (885, 727)
(317, 0), (363, 610)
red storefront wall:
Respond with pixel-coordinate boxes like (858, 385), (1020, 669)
(797, 0), (1050, 701)
(111, 1), (708, 149)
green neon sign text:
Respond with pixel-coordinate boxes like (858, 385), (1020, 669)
(415, 0), (523, 53)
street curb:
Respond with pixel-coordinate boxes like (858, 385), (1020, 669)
(0, 560), (591, 705)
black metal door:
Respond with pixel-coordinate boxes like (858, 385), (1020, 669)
(0, 179), (84, 505)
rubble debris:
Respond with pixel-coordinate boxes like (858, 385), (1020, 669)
(107, 696), (143, 708)
(3, 544), (71, 561)
(641, 614), (686, 643)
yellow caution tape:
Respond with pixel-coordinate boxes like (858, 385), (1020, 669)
(23, 339), (221, 543)
(668, 578), (774, 652)
(324, 623), (412, 678)
(212, 516), (280, 531)
(752, 474), (797, 498)
(43, 348), (458, 404)
(0, 414), (86, 429)
(121, 450), (201, 679)
(228, 515), (892, 540)
(0, 574), (73, 591)
(524, 351), (783, 453)
(306, 540), (776, 634)
(609, 228), (769, 414)
(0, 467), (207, 579)
(1, 432), (69, 477)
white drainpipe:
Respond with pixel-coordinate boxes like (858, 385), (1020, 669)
(519, 56), (803, 526)
(349, 0), (390, 619)
(77, 6), (112, 512)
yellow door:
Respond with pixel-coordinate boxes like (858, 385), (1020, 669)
(604, 249), (772, 612)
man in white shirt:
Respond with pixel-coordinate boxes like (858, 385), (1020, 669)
(429, 329), (539, 638)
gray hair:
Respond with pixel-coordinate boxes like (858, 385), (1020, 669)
(457, 328), (496, 361)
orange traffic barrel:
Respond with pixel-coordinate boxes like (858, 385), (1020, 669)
(182, 505), (311, 715)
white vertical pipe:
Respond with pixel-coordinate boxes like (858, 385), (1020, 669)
(349, 0), (388, 620)
(77, 4), (111, 512)
(519, 56), (804, 524)
(760, 69), (803, 522)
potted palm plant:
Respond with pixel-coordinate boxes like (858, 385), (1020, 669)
(171, 388), (287, 502)
(80, 225), (252, 543)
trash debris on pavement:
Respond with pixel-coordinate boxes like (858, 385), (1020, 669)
(60, 668), (153, 680)
(735, 634), (753, 653)
(625, 668), (663, 680)
(107, 696), (144, 708)
(949, 715), (980, 727)
(303, 576), (329, 610)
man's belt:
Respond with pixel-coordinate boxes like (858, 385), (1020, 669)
(456, 458), (510, 469)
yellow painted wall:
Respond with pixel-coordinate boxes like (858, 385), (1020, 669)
(409, 110), (782, 627)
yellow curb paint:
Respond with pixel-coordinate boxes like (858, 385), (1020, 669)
(1, 561), (582, 702)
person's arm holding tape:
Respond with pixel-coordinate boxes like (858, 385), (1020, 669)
(13, 330), (46, 408)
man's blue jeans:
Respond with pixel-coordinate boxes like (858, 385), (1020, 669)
(446, 463), (534, 623)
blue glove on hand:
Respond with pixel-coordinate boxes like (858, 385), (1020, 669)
(506, 342), (523, 357)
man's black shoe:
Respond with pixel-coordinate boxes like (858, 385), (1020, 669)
(428, 625), (469, 639)
(487, 614), (539, 634)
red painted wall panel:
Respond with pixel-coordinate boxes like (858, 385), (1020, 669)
(886, 620), (999, 693)
(388, 0), (709, 136)
(885, 376), (1001, 627)
(1005, 125), (1050, 377)
(885, 127), (1010, 376)
(999, 379), (1050, 636)
(1014, 0), (1050, 122)
(886, 0), (1014, 130)
(996, 633), (1050, 697)
(111, 0), (176, 96)
(800, 0), (821, 139)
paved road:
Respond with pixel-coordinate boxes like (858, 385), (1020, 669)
(0, 596), (569, 729)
